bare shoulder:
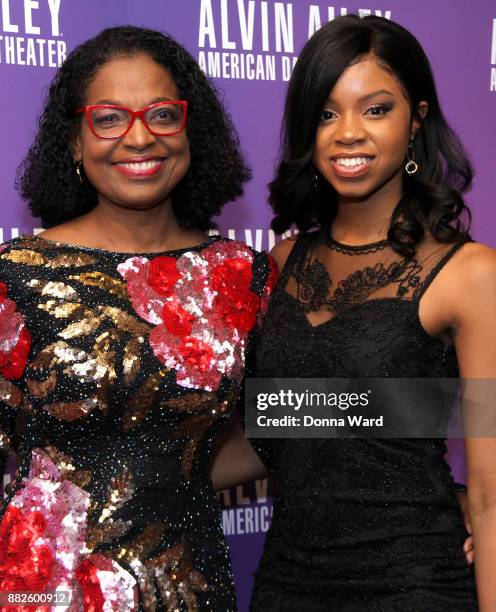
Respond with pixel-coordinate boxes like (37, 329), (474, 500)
(442, 242), (496, 312)
(451, 242), (496, 286)
(269, 235), (299, 273)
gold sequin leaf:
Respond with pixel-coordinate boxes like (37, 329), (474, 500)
(44, 445), (92, 487)
(26, 370), (57, 399)
(30, 341), (89, 370)
(46, 252), (97, 269)
(98, 305), (150, 336)
(0, 377), (23, 407)
(187, 570), (209, 592)
(146, 543), (185, 569)
(179, 579), (208, 612)
(146, 544), (209, 612)
(28, 279), (78, 300)
(162, 392), (216, 414)
(86, 519), (132, 551)
(12, 236), (53, 251)
(155, 572), (179, 611)
(174, 412), (222, 479)
(94, 373), (110, 415)
(97, 468), (135, 524)
(128, 523), (166, 558)
(175, 414), (216, 439)
(181, 438), (200, 480)
(38, 301), (86, 320)
(42, 396), (104, 421)
(123, 370), (168, 431)
(123, 337), (143, 386)
(69, 272), (128, 299)
(105, 525), (167, 610)
(58, 315), (105, 340)
(63, 354), (114, 383)
(1, 249), (47, 266)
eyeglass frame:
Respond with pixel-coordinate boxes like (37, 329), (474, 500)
(75, 100), (188, 139)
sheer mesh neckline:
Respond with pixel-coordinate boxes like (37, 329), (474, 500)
(280, 231), (469, 326)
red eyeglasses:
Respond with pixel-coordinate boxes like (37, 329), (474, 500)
(76, 100), (188, 139)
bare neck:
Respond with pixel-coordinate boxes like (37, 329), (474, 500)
(331, 183), (403, 246)
(41, 201), (207, 253)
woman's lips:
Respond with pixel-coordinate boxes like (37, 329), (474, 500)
(113, 158), (165, 178)
(330, 156), (374, 178)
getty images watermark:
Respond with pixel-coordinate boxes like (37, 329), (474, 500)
(245, 379), (496, 439)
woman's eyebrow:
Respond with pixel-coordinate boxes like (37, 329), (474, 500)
(326, 88), (395, 104)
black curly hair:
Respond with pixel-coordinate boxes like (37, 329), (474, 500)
(16, 25), (251, 230)
(270, 15), (473, 257)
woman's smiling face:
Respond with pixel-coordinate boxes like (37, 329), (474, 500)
(74, 52), (190, 212)
(313, 55), (426, 204)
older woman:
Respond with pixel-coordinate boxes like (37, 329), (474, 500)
(0, 26), (274, 611)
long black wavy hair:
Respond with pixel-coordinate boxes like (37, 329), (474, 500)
(270, 15), (472, 257)
(17, 26), (251, 230)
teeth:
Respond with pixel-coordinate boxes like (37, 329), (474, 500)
(335, 157), (371, 167)
(117, 160), (162, 170)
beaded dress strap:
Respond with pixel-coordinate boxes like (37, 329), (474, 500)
(413, 236), (473, 303)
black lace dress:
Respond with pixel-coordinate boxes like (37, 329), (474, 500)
(0, 234), (274, 611)
(250, 230), (477, 611)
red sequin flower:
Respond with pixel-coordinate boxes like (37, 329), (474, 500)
(118, 241), (263, 391)
(162, 299), (195, 336)
(75, 558), (105, 612)
(214, 288), (260, 333)
(0, 449), (136, 610)
(0, 280), (31, 380)
(260, 255), (278, 318)
(147, 256), (182, 296)
(0, 505), (53, 610)
(211, 258), (253, 300)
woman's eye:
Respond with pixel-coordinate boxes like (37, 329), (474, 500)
(155, 110), (171, 120)
(94, 113), (119, 124)
(148, 108), (178, 124)
(366, 105), (391, 116)
(320, 110), (336, 121)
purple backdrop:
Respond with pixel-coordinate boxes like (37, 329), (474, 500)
(1, 1), (495, 609)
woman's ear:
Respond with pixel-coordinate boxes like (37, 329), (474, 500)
(411, 101), (429, 138)
(72, 133), (82, 163)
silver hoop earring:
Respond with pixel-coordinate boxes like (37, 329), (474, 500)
(405, 140), (418, 175)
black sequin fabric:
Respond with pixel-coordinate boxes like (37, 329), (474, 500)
(250, 230), (478, 612)
(0, 234), (273, 612)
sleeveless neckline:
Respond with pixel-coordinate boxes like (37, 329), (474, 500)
(18, 233), (220, 257)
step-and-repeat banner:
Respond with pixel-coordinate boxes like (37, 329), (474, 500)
(1, 1), (494, 609)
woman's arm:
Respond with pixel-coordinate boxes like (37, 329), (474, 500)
(210, 240), (298, 491)
(210, 411), (268, 491)
(449, 244), (496, 610)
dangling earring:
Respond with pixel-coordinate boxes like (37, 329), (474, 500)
(75, 159), (83, 183)
(313, 172), (319, 194)
(405, 140), (418, 175)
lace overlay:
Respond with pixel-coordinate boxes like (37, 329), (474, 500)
(250, 230), (477, 611)
(285, 232), (454, 324)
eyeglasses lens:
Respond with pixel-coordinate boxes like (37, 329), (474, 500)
(145, 103), (185, 134)
(89, 102), (185, 138)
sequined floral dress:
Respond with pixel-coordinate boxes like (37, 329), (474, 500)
(0, 234), (275, 612)
(250, 230), (477, 612)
